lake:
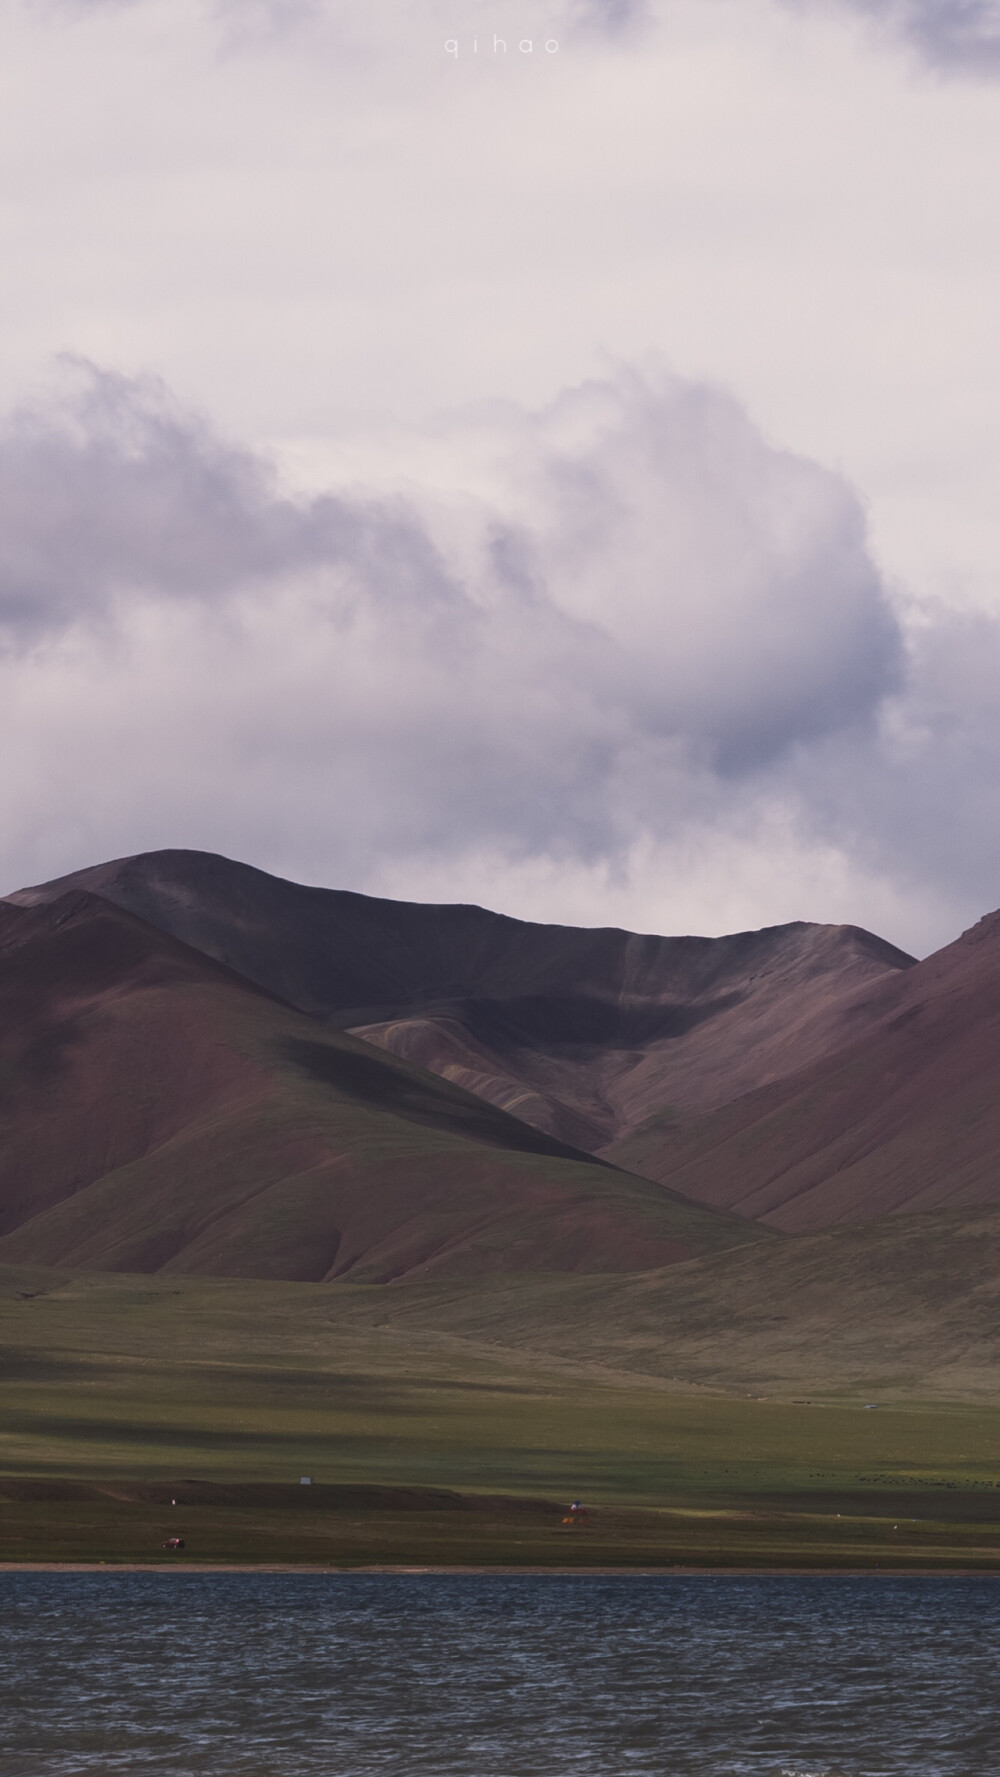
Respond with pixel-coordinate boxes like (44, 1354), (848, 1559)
(0, 1572), (997, 1775)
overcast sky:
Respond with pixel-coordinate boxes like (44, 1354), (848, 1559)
(2, 0), (999, 953)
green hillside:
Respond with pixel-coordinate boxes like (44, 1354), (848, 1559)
(4, 1240), (1000, 1568)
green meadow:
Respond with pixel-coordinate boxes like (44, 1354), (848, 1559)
(3, 1262), (1000, 1567)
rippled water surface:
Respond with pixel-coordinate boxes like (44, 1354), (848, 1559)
(0, 1572), (998, 1776)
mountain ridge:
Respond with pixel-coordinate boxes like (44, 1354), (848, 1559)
(7, 849), (916, 1152)
(608, 904), (1000, 1229)
(0, 888), (759, 1281)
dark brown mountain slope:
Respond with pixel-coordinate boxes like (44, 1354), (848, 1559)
(7, 850), (915, 1153)
(0, 893), (759, 1281)
(608, 908), (1000, 1232)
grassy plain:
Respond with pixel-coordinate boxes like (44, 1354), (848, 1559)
(3, 1258), (1000, 1567)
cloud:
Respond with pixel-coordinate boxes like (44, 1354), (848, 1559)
(791, 607), (1000, 920)
(0, 358), (926, 921)
(3, 360), (998, 952)
(454, 371), (900, 771)
(0, 362), (899, 780)
(793, 0), (1000, 70)
(33, 0), (647, 41)
(0, 360), (454, 642)
(27, 0), (1000, 68)
(569, 0), (651, 32)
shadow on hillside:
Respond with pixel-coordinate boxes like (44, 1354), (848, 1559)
(277, 1036), (613, 1168)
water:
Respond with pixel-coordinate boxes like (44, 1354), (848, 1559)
(0, 1572), (997, 1776)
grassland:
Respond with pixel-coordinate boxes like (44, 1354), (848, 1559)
(3, 1259), (1000, 1568)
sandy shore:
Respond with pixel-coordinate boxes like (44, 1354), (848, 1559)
(3, 1562), (999, 1576)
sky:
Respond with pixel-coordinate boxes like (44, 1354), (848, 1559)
(2, 0), (999, 954)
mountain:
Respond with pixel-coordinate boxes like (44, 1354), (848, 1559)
(5, 847), (1000, 1358)
(7, 849), (915, 1154)
(608, 908), (1000, 1231)
(0, 892), (758, 1281)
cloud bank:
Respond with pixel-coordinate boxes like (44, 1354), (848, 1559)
(3, 360), (997, 953)
(0, 363), (899, 798)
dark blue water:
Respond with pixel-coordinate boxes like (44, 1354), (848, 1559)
(0, 1573), (997, 1776)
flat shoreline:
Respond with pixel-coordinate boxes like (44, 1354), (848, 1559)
(3, 1562), (1000, 1577)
